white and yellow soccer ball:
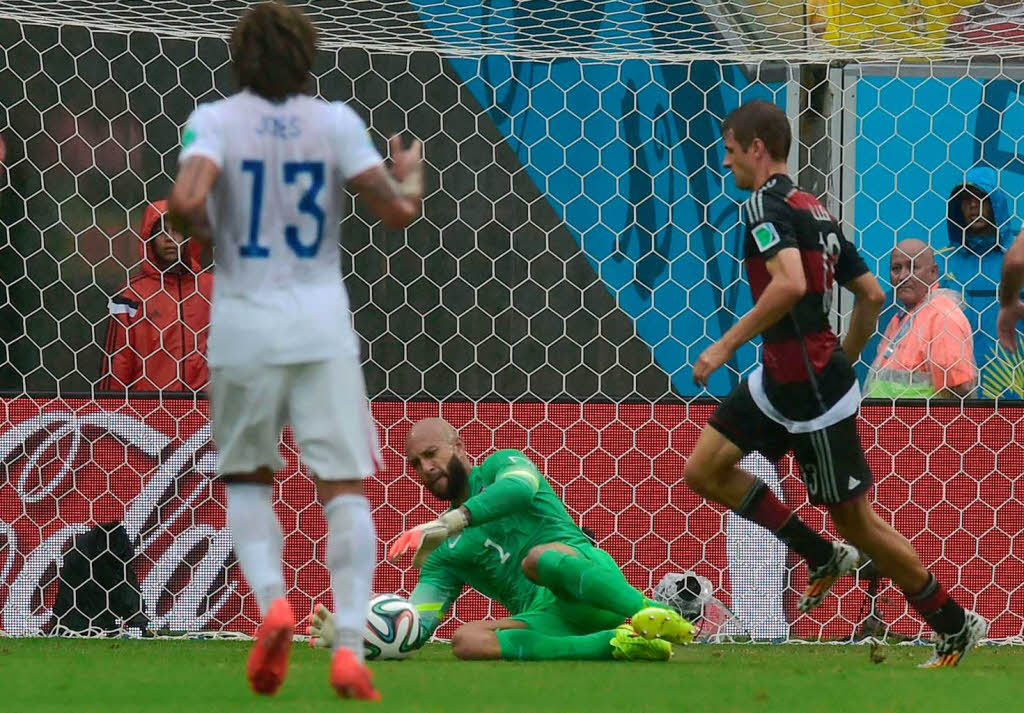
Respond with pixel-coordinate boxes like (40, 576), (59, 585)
(363, 593), (420, 660)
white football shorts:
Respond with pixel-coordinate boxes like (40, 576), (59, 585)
(210, 355), (381, 480)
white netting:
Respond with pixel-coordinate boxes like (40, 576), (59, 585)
(5, 0), (1024, 62)
(0, 2), (1021, 644)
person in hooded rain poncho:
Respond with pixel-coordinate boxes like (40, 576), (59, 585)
(945, 165), (1024, 396)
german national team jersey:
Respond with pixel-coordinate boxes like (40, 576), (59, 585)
(411, 450), (591, 642)
(742, 173), (869, 426)
(178, 90), (383, 366)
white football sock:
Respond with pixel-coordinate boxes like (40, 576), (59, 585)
(226, 482), (286, 617)
(324, 493), (376, 659)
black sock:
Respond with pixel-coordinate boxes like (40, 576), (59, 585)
(906, 574), (967, 635)
(776, 516), (834, 570)
(926, 601), (968, 636)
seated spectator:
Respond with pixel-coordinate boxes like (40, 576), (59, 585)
(100, 200), (212, 392)
(948, 0), (1024, 46)
(866, 239), (977, 398)
(945, 166), (1020, 381)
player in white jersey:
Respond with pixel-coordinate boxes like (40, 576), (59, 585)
(167, 1), (423, 701)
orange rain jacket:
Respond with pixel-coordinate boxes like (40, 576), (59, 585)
(100, 201), (213, 392)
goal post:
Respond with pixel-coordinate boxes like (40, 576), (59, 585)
(0, 2), (1021, 644)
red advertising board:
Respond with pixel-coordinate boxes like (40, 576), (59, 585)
(1, 397), (1020, 641)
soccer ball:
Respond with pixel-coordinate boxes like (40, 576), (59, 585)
(652, 571), (712, 622)
(652, 571), (742, 641)
(364, 593), (420, 660)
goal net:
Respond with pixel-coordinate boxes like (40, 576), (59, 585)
(0, 1), (1021, 644)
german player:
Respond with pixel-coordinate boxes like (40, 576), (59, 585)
(685, 100), (986, 667)
(167, 1), (423, 699)
(311, 417), (695, 661)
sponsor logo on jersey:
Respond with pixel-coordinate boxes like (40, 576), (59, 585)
(752, 222), (781, 252)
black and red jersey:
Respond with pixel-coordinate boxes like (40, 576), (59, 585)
(742, 173), (868, 422)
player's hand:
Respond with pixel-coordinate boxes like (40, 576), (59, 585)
(693, 340), (733, 387)
(997, 301), (1024, 352)
(307, 603), (335, 649)
(388, 508), (469, 568)
(389, 135), (422, 182)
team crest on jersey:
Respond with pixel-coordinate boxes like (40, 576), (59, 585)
(752, 222), (780, 252)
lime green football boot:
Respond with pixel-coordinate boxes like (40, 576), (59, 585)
(630, 606), (695, 645)
(609, 626), (673, 662)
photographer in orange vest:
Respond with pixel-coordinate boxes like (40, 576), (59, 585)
(866, 239), (977, 398)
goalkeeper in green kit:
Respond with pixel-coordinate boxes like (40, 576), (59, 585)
(309, 417), (694, 661)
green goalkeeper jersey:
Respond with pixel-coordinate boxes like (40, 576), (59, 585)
(409, 449), (591, 643)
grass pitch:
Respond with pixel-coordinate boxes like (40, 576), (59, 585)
(1, 638), (1019, 713)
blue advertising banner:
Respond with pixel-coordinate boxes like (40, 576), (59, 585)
(453, 58), (786, 396)
(413, 0), (787, 396)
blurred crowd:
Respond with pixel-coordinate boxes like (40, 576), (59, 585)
(807, 0), (1024, 50)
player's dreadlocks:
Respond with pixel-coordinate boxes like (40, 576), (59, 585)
(230, 1), (317, 101)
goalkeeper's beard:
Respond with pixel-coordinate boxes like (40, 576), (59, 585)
(437, 455), (469, 502)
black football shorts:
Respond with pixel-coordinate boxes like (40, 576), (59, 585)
(708, 379), (873, 505)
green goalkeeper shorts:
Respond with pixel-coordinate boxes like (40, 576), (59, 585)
(510, 544), (626, 636)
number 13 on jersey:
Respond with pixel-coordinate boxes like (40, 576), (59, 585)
(240, 159), (325, 258)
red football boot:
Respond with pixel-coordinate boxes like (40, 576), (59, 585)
(246, 597), (295, 695)
(329, 648), (380, 701)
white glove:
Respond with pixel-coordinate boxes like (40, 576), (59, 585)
(307, 602), (335, 649)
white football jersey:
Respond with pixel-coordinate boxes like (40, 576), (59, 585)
(178, 90), (383, 366)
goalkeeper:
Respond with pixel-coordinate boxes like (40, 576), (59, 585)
(310, 417), (693, 661)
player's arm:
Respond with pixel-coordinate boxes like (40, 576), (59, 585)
(459, 456), (541, 525)
(694, 248), (805, 386)
(168, 105), (222, 244)
(998, 226), (1024, 351)
(168, 157), (218, 244)
(833, 230), (883, 364)
(347, 135), (423, 229)
(841, 273), (885, 364)
(407, 562), (465, 648)
(390, 452), (542, 566)
(330, 103), (422, 229)
(694, 194), (805, 386)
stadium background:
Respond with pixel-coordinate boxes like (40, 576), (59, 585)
(0, 1), (1022, 645)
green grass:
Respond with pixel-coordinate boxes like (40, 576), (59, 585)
(0, 638), (1020, 713)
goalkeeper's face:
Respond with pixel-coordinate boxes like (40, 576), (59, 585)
(413, 451), (469, 501)
(407, 423), (471, 501)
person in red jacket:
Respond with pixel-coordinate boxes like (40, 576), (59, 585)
(101, 200), (213, 392)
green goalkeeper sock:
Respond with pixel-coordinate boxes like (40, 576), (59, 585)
(534, 550), (658, 618)
(496, 628), (616, 661)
